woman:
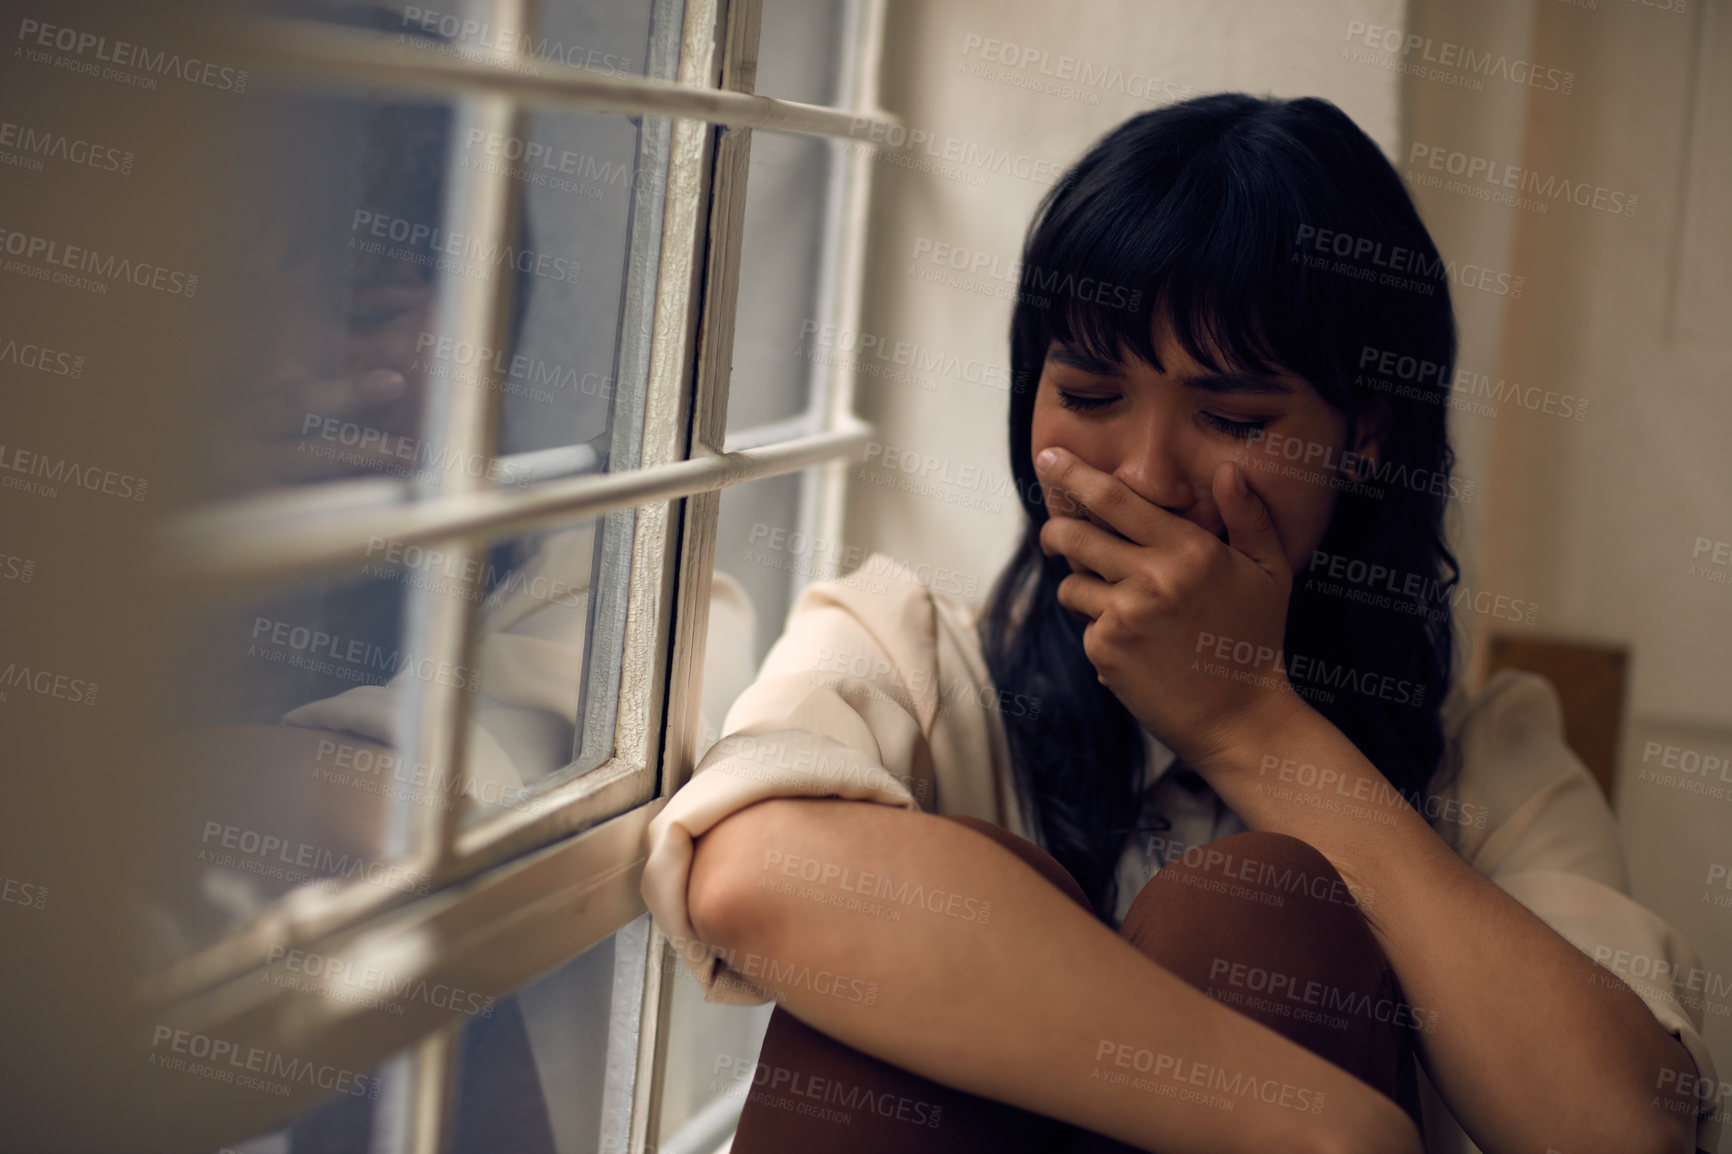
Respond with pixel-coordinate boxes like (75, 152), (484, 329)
(642, 95), (1716, 1154)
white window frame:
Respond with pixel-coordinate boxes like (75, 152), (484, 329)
(142, 2), (891, 1151)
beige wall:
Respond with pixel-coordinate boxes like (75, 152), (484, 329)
(1464, 0), (1732, 1103)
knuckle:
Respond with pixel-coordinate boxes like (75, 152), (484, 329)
(1176, 537), (1212, 569)
(1081, 625), (1109, 665)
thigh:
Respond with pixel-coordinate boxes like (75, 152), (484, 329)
(727, 814), (1084, 1154)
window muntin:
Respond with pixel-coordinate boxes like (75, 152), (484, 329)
(133, 0), (894, 1150)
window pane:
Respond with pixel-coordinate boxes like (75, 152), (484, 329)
(210, 916), (649, 1154)
(151, 567), (421, 959)
(191, 77), (458, 505)
(191, 0), (681, 508)
(658, 478), (800, 1143)
(448, 915), (653, 1154)
(725, 0), (850, 439)
(754, 0), (849, 105)
(727, 134), (834, 436)
(384, 0), (673, 83)
(449, 513), (632, 822)
(656, 946), (774, 1151)
(482, 107), (672, 471)
(712, 472), (806, 668)
(212, 1050), (395, 1154)
(147, 502), (643, 939)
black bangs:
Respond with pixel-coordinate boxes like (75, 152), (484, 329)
(1013, 93), (1451, 417)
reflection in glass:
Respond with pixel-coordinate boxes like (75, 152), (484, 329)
(714, 472), (808, 666)
(206, 920), (648, 1154)
(205, 86), (455, 499)
(728, 133), (834, 435)
(147, 0), (682, 961)
(449, 917), (650, 1154)
(145, 563), (417, 961)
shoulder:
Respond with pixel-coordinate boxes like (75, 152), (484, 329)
(1438, 668), (1626, 886)
(786, 551), (946, 631)
(1441, 667), (1569, 800)
(729, 554), (956, 737)
(764, 552), (987, 671)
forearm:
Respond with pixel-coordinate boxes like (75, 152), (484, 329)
(1200, 701), (1696, 1154)
(688, 797), (1418, 1154)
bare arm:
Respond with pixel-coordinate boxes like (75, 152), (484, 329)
(1194, 698), (1698, 1154)
(688, 797), (1421, 1154)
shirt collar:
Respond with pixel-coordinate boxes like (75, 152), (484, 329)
(1139, 726), (1179, 791)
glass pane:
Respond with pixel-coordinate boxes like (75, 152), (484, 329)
(657, 947), (775, 1150)
(728, 133), (835, 436)
(667, 487), (805, 1150)
(210, 1050), (394, 1154)
(482, 106), (670, 469)
(190, 77), (457, 505)
(481, 107), (651, 467)
(386, 0), (671, 82)
(480, 0), (681, 470)
(211, 917), (648, 1154)
(755, 0), (849, 104)
(722, 0), (848, 438)
(448, 915), (652, 1154)
(152, 567), (422, 959)
(712, 472), (806, 669)
(189, 0), (681, 509)
(450, 514), (625, 822)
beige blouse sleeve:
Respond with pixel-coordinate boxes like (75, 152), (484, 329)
(1437, 669), (1722, 1154)
(641, 554), (997, 1005)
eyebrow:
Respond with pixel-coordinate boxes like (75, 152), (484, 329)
(1044, 345), (1123, 375)
(1046, 344), (1296, 397)
(1173, 371), (1296, 397)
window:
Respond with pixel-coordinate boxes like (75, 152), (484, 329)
(126, 0), (893, 1150)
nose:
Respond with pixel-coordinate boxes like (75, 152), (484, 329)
(272, 299), (347, 391)
(1114, 414), (1195, 515)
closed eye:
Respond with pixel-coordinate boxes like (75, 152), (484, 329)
(1057, 389), (1119, 413)
(1200, 411), (1271, 440)
(349, 286), (429, 336)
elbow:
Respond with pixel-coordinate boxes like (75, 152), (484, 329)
(686, 798), (806, 953)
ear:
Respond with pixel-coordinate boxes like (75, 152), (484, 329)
(1349, 397), (1393, 464)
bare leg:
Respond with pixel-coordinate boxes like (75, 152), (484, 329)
(728, 820), (1418, 1153)
(726, 815), (1079, 1154)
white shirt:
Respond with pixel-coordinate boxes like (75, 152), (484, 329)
(1113, 729), (1248, 925)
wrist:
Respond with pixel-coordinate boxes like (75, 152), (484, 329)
(1187, 688), (1318, 782)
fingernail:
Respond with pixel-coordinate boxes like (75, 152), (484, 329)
(1035, 448), (1058, 471)
(1231, 464), (1247, 497)
(365, 370), (406, 400)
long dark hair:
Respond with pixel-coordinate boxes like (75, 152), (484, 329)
(982, 94), (1462, 923)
